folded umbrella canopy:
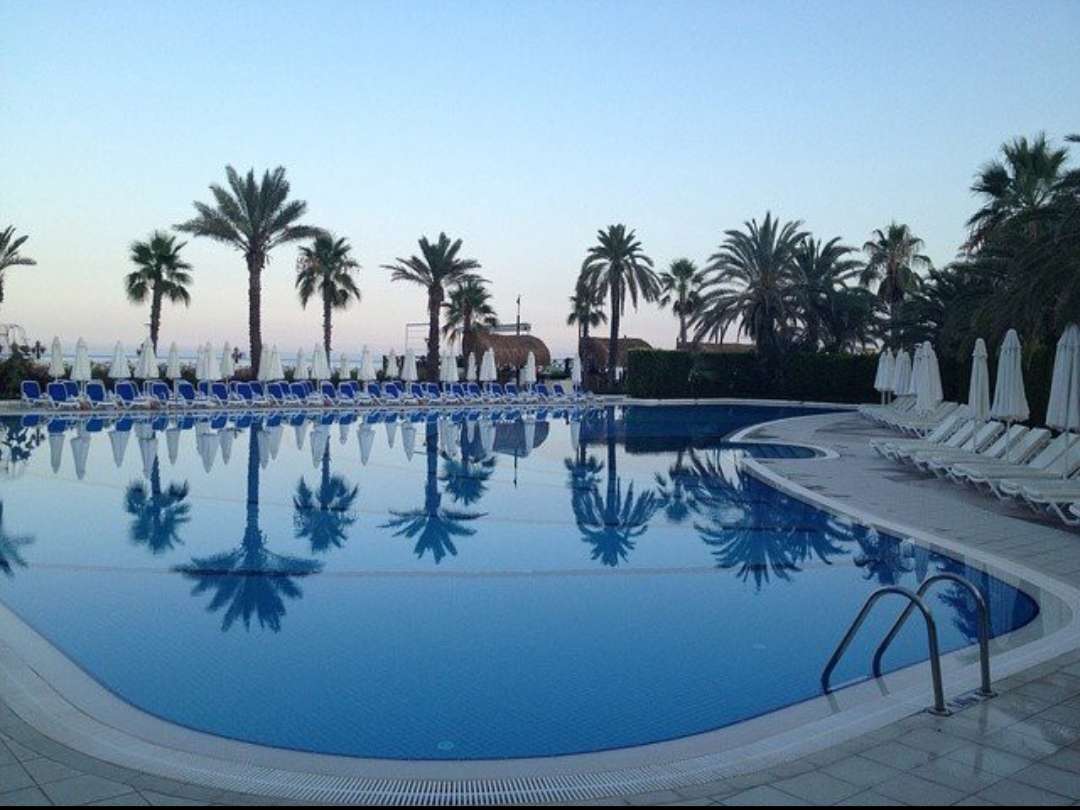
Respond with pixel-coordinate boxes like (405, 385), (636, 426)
(359, 347), (377, 382)
(358, 423), (376, 466)
(220, 342), (235, 380)
(904, 343), (924, 398)
(311, 344), (331, 382)
(71, 338), (92, 386)
(400, 421), (416, 461)
(401, 348), (418, 383)
(48, 336), (66, 379)
(1046, 323), (1080, 476)
(133, 338), (158, 380)
(522, 351), (537, 386)
(466, 352), (478, 382)
(891, 350), (912, 397)
(108, 341), (131, 380)
(294, 347), (310, 380)
(386, 349), (400, 379)
(991, 329), (1030, 461)
(873, 349), (894, 402)
(268, 345), (284, 381)
(968, 339), (991, 422)
(165, 342), (183, 380)
(571, 356), (582, 387)
(337, 352), (352, 380)
(481, 349), (497, 383)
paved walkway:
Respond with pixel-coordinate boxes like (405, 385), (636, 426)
(4, 410), (1080, 805)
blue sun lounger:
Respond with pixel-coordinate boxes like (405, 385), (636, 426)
(114, 380), (149, 408)
(21, 380), (46, 408)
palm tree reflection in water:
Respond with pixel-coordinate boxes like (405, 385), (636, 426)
(382, 419), (484, 564)
(293, 441), (359, 553)
(175, 429), (322, 632)
(0, 501), (33, 578)
(124, 457), (191, 555)
(568, 407), (659, 567)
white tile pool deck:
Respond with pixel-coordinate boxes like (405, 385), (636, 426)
(4, 408), (1080, 805)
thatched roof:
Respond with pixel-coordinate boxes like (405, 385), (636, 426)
(581, 337), (652, 369)
(676, 340), (755, 354)
(470, 332), (551, 368)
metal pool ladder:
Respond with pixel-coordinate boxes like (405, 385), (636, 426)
(822, 573), (995, 716)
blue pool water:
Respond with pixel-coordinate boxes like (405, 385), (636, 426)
(0, 404), (1039, 760)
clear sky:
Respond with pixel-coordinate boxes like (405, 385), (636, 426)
(3, 0), (1079, 358)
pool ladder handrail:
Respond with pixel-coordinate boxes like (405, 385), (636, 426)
(822, 574), (995, 716)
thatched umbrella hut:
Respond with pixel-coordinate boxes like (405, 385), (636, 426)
(580, 337), (652, 378)
(470, 333), (551, 377)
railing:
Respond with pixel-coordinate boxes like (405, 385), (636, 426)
(822, 574), (995, 715)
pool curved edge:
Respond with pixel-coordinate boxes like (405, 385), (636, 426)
(1, 405), (1079, 804)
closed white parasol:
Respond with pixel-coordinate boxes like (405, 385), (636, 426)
(967, 339), (991, 422)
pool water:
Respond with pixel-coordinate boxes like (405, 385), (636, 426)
(0, 404), (1038, 760)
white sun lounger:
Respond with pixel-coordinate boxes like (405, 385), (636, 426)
(893, 419), (980, 463)
(948, 431), (1074, 495)
(907, 421), (1005, 470)
(870, 410), (970, 460)
(918, 424), (1028, 476)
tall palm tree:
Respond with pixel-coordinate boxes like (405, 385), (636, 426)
(694, 213), (808, 359)
(0, 226), (36, 313)
(441, 277), (497, 360)
(657, 258), (704, 346)
(859, 222), (932, 347)
(383, 233), (481, 382)
(295, 234), (361, 357)
(124, 458), (191, 555)
(967, 132), (1069, 247)
(566, 279), (607, 364)
(579, 225), (659, 387)
(790, 237), (862, 350)
(176, 166), (320, 371)
(293, 442), (359, 553)
(123, 231), (193, 352)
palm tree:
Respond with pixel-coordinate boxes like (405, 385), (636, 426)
(694, 213), (808, 359)
(566, 279), (607, 364)
(176, 166), (320, 371)
(967, 132), (1069, 247)
(657, 258), (704, 346)
(123, 231), (193, 352)
(441, 277), (497, 360)
(579, 225), (659, 387)
(0, 226), (36, 313)
(790, 237), (862, 350)
(383, 233), (481, 382)
(859, 222), (932, 347)
(382, 420), (484, 563)
(295, 234), (361, 357)
(293, 442), (359, 553)
(124, 458), (191, 554)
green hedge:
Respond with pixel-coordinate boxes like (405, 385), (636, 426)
(626, 347), (1056, 421)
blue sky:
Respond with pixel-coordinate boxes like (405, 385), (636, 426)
(3, 0), (1079, 357)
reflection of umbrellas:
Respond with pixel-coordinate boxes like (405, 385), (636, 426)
(139, 433), (159, 479)
(134, 338), (159, 380)
(49, 431), (64, 473)
(108, 341), (132, 379)
(166, 426), (181, 465)
(480, 349), (496, 383)
(570, 418), (581, 452)
(401, 421), (416, 461)
(479, 417), (495, 456)
(219, 428), (234, 465)
(293, 419), (308, 450)
(166, 342), (183, 380)
(358, 424), (375, 465)
(48, 337), (65, 378)
(257, 427), (271, 468)
(385, 416), (398, 448)
(311, 344), (331, 382)
(70, 433), (91, 480)
(109, 422), (131, 467)
(401, 349), (418, 383)
(196, 431), (217, 473)
(522, 416), (536, 456)
(269, 423), (284, 459)
(310, 426), (330, 469)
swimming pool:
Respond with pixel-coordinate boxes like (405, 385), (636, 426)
(0, 404), (1039, 761)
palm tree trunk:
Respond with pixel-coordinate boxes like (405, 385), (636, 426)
(0, 274), (5, 309)
(322, 292), (332, 357)
(607, 283), (621, 389)
(247, 252), (265, 374)
(426, 285), (442, 383)
(149, 288), (162, 353)
(678, 311), (687, 346)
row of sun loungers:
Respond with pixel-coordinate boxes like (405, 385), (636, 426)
(867, 400), (1080, 526)
(20, 379), (596, 411)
